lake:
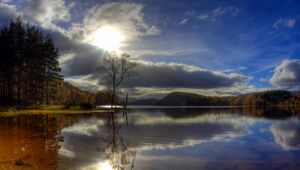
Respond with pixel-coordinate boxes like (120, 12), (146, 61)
(1, 107), (300, 170)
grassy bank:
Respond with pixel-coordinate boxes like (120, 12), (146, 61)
(0, 105), (116, 117)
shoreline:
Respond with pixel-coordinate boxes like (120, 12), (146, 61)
(0, 105), (131, 117)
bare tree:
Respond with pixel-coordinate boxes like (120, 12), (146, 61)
(98, 52), (136, 109)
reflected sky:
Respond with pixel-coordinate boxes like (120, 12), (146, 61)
(1, 107), (300, 169)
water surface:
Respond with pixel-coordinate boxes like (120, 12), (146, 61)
(1, 107), (300, 169)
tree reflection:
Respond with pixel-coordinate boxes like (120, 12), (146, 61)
(99, 112), (136, 170)
(0, 114), (95, 169)
(0, 115), (62, 169)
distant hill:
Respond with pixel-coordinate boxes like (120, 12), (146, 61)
(132, 90), (300, 106)
(130, 98), (158, 105)
(156, 92), (208, 106)
(156, 92), (237, 106)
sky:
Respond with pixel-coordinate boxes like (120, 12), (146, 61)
(0, 0), (300, 99)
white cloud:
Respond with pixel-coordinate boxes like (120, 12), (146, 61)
(64, 75), (105, 92)
(223, 66), (247, 73)
(259, 77), (269, 82)
(270, 120), (300, 150)
(198, 6), (240, 21)
(273, 18), (296, 29)
(0, 0), (72, 35)
(180, 18), (188, 24)
(22, 0), (71, 27)
(198, 14), (209, 20)
(77, 2), (160, 46)
(58, 53), (76, 67)
(270, 59), (300, 89)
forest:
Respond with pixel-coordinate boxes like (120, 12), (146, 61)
(0, 18), (61, 105)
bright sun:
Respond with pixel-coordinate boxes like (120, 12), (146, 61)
(99, 161), (113, 170)
(91, 26), (124, 51)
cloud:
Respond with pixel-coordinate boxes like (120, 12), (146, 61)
(180, 18), (188, 25)
(212, 6), (239, 17)
(74, 2), (160, 45)
(0, 1), (18, 24)
(273, 18), (296, 29)
(270, 120), (300, 150)
(118, 60), (250, 88)
(0, 0), (72, 33)
(259, 77), (269, 82)
(198, 14), (209, 20)
(62, 53), (251, 97)
(64, 75), (105, 92)
(21, 0), (72, 28)
(270, 59), (300, 89)
(198, 6), (240, 21)
(42, 30), (105, 77)
(223, 66), (247, 73)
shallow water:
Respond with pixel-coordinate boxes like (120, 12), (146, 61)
(1, 107), (300, 170)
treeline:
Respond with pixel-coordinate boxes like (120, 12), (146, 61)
(56, 82), (95, 106)
(95, 90), (121, 105)
(237, 90), (295, 106)
(151, 90), (300, 106)
(0, 18), (61, 105)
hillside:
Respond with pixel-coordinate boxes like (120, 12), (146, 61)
(55, 82), (96, 105)
(156, 92), (208, 106)
(136, 90), (300, 106)
(130, 98), (158, 105)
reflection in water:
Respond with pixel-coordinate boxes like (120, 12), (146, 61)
(0, 115), (66, 169)
(99, 112), (136, 170)
(0, 107), (300, 169)
(270, 119), (300, 151)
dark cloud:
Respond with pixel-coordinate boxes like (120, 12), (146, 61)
(50, 32), (105, 76)
(0, 2), (17, 25)
(66, 58), (249, 90)
(119, 61), (249, 88)
(270, 59), (300, 89)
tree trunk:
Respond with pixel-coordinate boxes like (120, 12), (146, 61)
(111, 87), (116, 109)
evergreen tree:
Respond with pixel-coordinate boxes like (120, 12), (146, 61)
(0, 18), (62, 106)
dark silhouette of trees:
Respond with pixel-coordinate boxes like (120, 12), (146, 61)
(155, 90), (298, 106)
(0, 18), (62, 106)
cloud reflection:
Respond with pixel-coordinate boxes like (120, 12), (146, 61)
(270, 119), (300, 151)
(58, 111), (250, 169)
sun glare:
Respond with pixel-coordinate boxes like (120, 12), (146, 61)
(99, 161), (114, 170)
(91, 26), (124, 51)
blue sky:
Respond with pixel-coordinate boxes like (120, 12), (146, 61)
(1, 0), (300, 98)
(135, 0), (300, 85)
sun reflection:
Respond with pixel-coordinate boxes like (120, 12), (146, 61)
(99, 160), (114, 170)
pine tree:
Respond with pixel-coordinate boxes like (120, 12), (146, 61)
(0, 18), (62, 106)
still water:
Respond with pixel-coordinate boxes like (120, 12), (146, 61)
(1, 107), (300, 170)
